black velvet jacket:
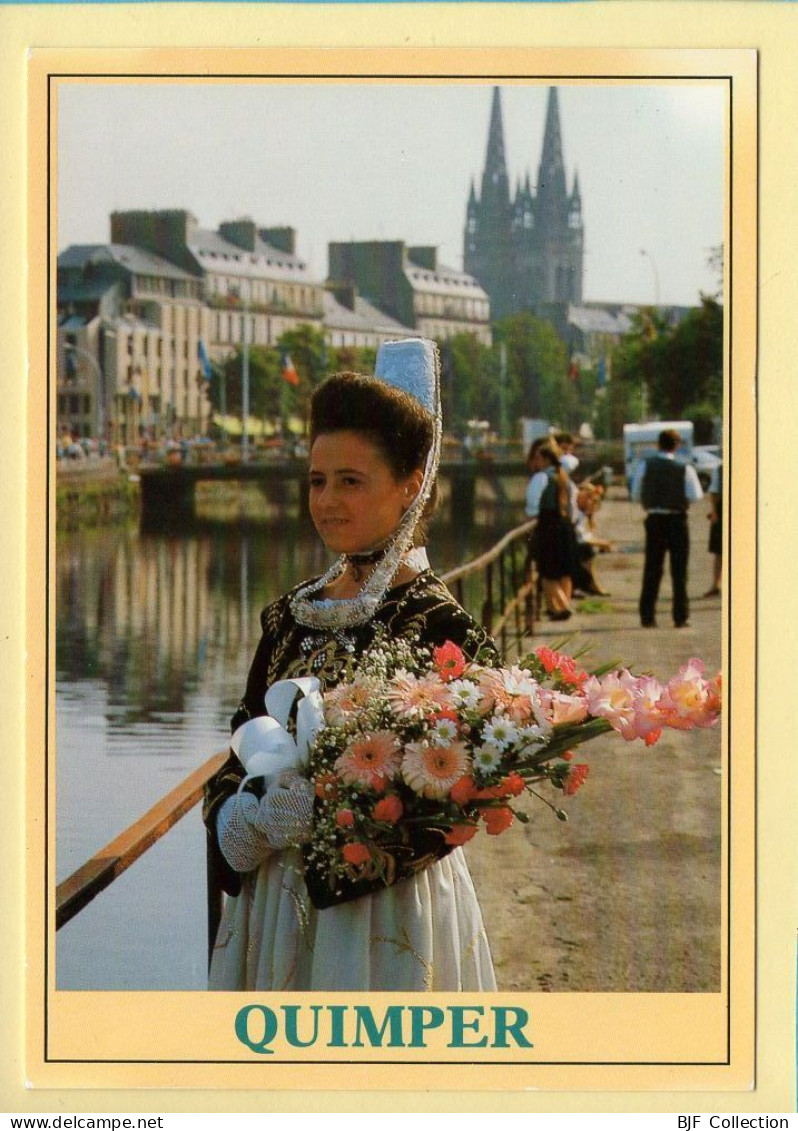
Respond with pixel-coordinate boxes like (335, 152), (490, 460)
(202, 570), (498, 909)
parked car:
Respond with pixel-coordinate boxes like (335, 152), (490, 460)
(690, 445), (722, 490)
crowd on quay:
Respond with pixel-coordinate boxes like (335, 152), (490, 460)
(524, 431), (614, 621)
(524, 429), (723, 625)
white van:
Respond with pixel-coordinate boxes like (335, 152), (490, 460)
(623, 421), (694, 494)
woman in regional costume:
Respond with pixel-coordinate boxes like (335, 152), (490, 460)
(203, 339), (498, 992)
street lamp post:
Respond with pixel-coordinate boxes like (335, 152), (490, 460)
(639, 248), (661, 306)
(638, 250), (660, 421)
(241, 283), (251, 463)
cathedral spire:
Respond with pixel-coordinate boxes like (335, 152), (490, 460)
(571, 169), (581, 202)
(537, 86), (568, 206)
(481, 86), (511, 208)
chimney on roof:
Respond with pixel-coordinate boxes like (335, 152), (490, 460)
(109, 209), (199, 274)
(219, 219), (257, 252)
(259, 227), (296, 255)
(408, 246), (438, 271)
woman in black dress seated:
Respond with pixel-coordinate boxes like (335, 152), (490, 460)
(203, 338), (498, 992)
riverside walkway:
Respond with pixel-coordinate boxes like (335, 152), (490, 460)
(468, 485), (724, 992)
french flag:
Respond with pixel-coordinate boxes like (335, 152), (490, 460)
(281, 353), (300, 386)
(198, 340), (213, 381)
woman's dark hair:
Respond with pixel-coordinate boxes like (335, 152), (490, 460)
(537, 442), (570, 517)
(525, 436), (547, 473)
(309, 371), (438, 543)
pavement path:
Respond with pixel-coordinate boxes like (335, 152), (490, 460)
(465, 486), (723, 992)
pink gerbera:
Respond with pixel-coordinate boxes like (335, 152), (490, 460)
(386, 670), (451, 720)
(402, 740), (471, 799)
(334, 730), (402, 791)
(324, 675), (379, 726)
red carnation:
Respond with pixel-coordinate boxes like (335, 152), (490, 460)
(562, 763), (589, 796)
(335, 808), (355, 828)
(450, 774), (478, 806)
(433, 641), (467, 682)
(341, 843), (372, 866)
(373, 795), (404, 823)
(536, 646), (560, 674)
(501, 772), (526, 797)
(482, 806), (514, 835)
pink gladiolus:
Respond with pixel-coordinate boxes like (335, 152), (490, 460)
(629, 675), (668, 742)
(583, 670), (637, 732)
(583, 671), (670, 742)
(661, 659), (720, 730)
(541, 689), (589, 725)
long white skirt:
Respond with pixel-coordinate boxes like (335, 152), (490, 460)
(209, 847), (496, 992)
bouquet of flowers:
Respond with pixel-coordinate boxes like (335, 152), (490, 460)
(301, 636), (721, 893)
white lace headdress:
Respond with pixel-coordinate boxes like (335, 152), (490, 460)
(290, 338), (442, 629)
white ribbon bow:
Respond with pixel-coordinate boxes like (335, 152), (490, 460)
(230, 677), (324, 791)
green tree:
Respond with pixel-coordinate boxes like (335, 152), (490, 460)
(610, 299), (723, 430)
(331, 344), (377, 375)
(439, 333), (500, 433)
(207, 345), (283, 420)
(493, 312), (570, 431)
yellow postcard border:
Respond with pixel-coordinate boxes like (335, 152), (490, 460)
(25, 44), (756, 1093)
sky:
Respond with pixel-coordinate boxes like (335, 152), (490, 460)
(57, 80), (726, 307)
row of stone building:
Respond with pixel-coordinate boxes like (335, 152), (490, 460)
(57, 210), (492, 441)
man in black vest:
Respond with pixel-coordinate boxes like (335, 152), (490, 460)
(631, 428), (704, 628)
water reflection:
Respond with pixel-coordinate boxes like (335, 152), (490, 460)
(55, 505), (514, 988)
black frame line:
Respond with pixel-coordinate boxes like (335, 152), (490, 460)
(43, 65), (747, 1072)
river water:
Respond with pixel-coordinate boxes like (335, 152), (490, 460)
(55, 498), (516, 989)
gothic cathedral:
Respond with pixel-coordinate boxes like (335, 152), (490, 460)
(464, 87), (584, 320)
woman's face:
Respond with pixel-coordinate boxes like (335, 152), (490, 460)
(309, 431), (423, 555)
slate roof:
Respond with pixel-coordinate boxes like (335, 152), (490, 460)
(404, 259), (488, 300)
(322, 290), (413, 335)
(58, 244), (197, 280)
(189, 229), (313, 284)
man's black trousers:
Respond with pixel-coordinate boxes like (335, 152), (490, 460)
(639, 512), (689, 627)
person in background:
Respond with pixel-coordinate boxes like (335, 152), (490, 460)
(572, 484), (613, 597)
(553, 431), (580, 475)
(528, 443), (575, 620)
(704, 460), (722, 598)
(631, 428), (703, 628)
(524, 436), (550, 521)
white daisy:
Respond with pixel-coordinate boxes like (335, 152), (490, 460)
(431, 717), (458, 745)
(472, 742), (503, 772)
(449, 679), (481, 710)
(482, 717), (520, 750)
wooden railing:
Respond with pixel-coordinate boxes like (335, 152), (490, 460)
(55, 520), (539, 956)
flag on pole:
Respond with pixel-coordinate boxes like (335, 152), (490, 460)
(596, 355), (607, 388)
(198, 340), (213, 381)
(281, 353), (300, 386)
